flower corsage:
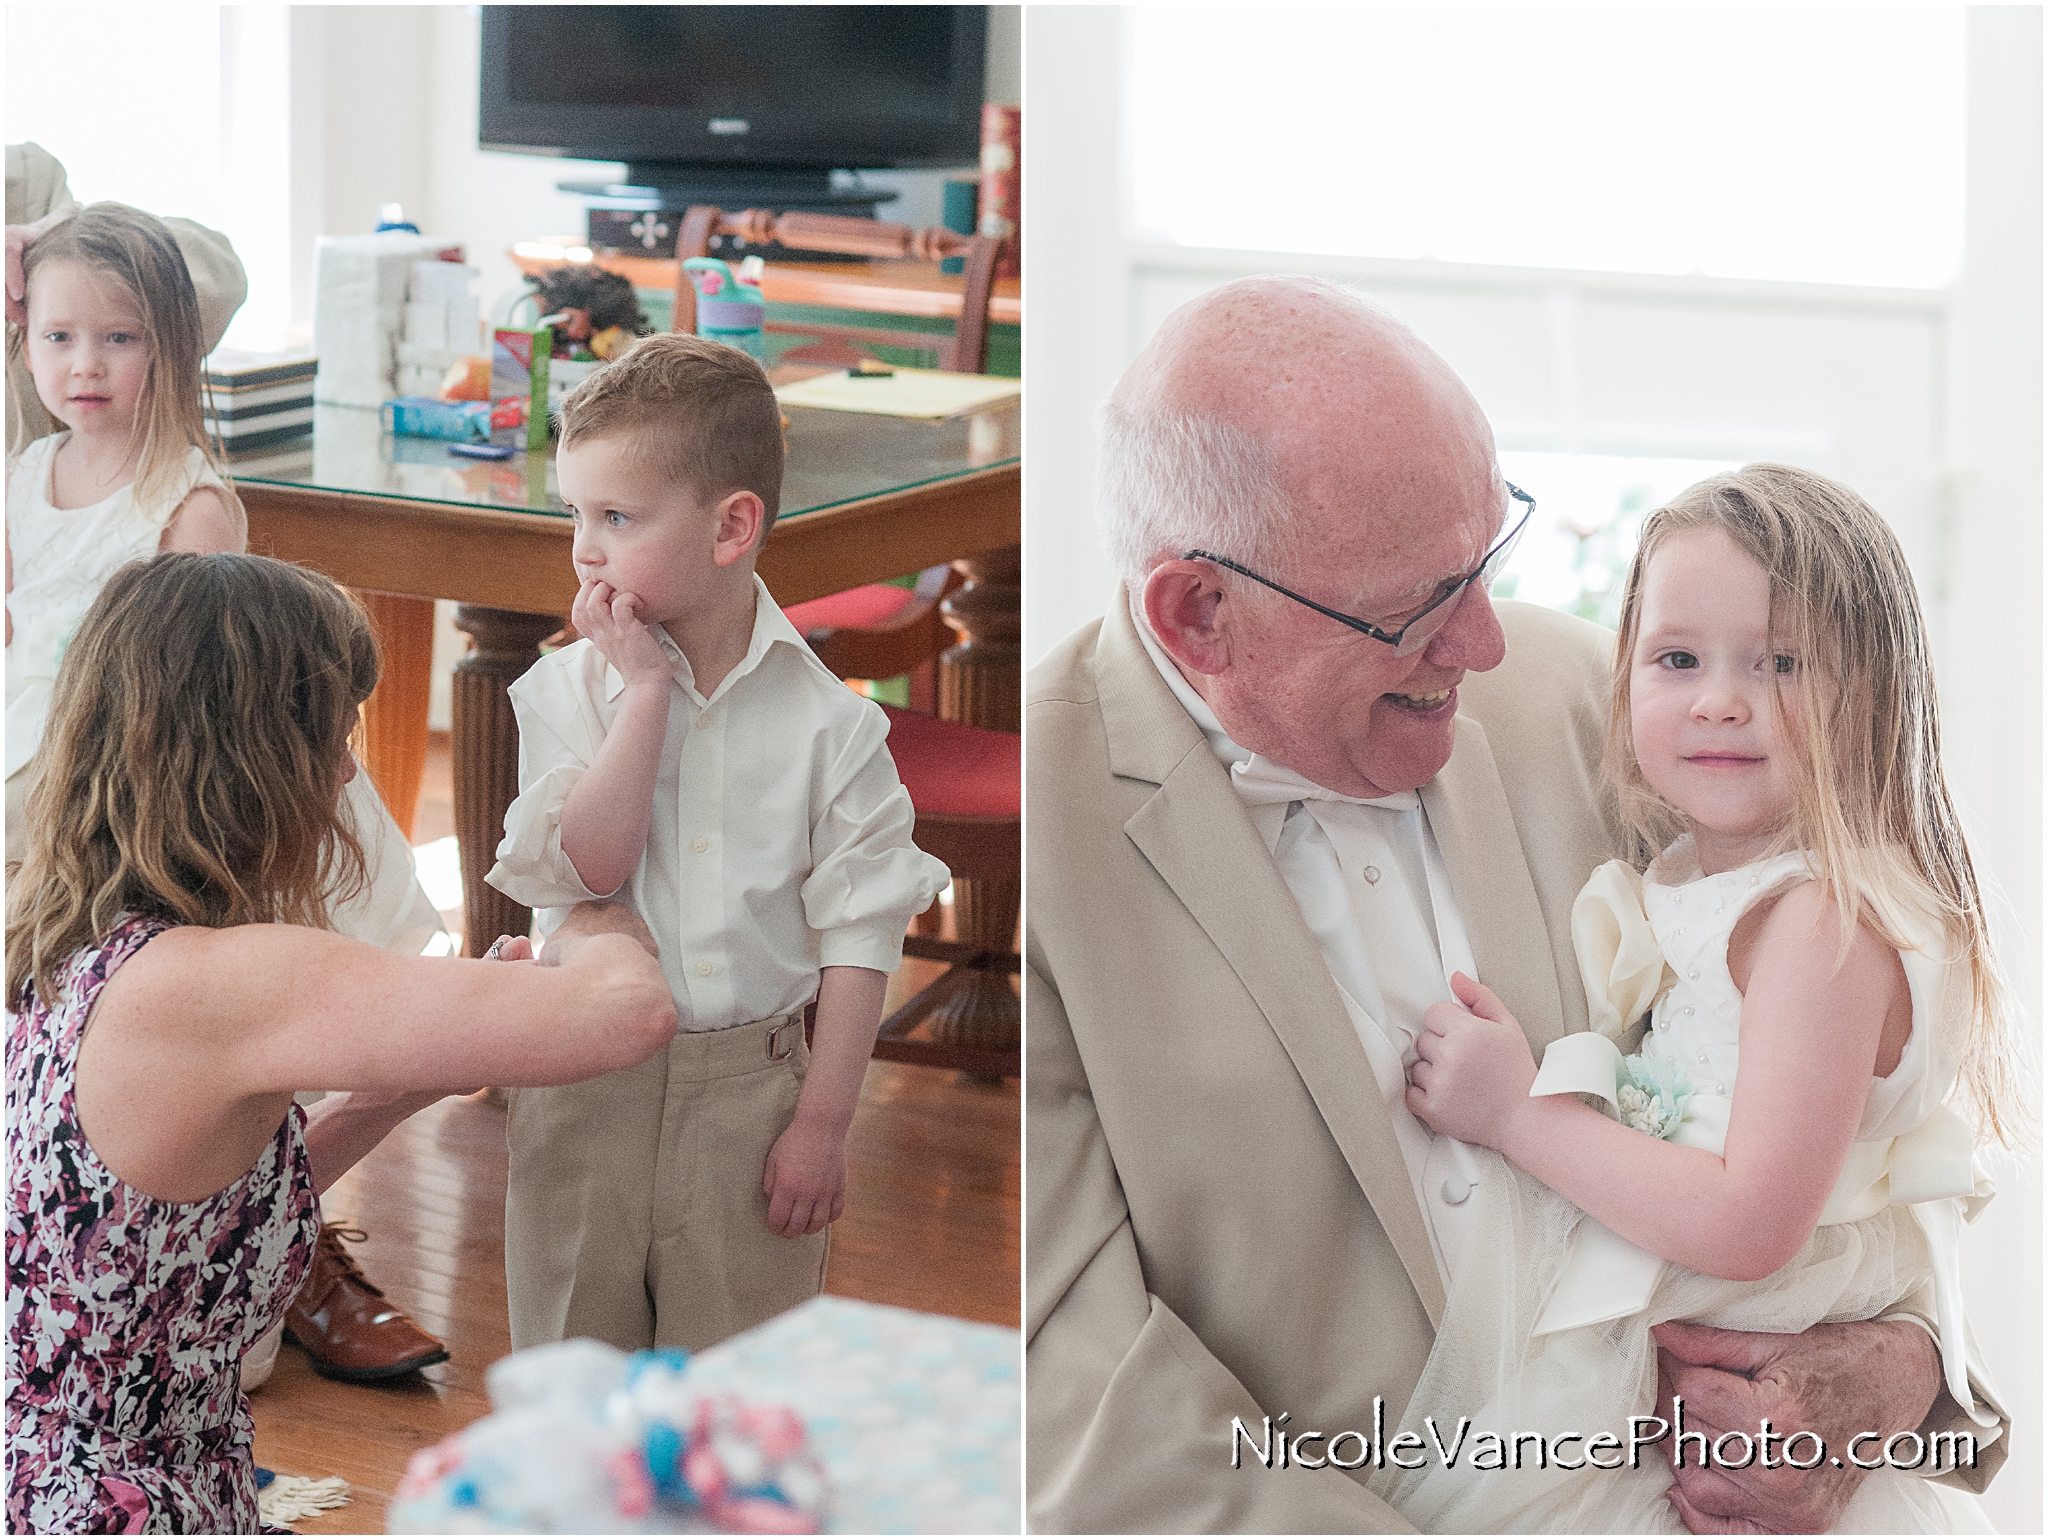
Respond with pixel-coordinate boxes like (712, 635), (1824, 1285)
(1614, 1052), (1693, 1141)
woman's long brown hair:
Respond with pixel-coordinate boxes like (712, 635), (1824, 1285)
(6, 554), (378, 1009)
(1604, 464), (2020, 1144)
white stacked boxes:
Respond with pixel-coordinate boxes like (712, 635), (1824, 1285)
(311, 231), (450, 407)
(395, 259), (484, 399)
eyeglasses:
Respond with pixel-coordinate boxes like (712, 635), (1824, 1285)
(1185, 483), (1535, 656)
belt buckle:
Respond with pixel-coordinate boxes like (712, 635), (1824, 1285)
(765, 1020), (793, 1061)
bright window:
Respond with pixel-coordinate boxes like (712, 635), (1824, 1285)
(6, 4), (292, 350)
(1494, 452), (1742, 626)
(1128, 5), (1964, 289)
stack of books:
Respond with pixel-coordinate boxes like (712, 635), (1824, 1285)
(201, 350), (317, 460)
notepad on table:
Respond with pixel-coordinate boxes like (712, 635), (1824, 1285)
(774, 367), (1021, 420)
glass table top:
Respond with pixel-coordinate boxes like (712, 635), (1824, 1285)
(232, 399), (1020, 522)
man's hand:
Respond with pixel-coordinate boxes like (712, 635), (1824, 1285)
(762, 1114), (847, 1238)
(572, 578), (672, 687)
(538, 900), (661, 964)
(6, 209), (69, 327)
(6, 223), (34, 328)
(1652, 1318), (1942, 1534)
(1405, 971), (1537, 1147)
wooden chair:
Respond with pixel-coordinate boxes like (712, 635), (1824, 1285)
(798, 595), (1019, 1081)
(783, 565), (961, 717)
(670, 208), (1002, 375)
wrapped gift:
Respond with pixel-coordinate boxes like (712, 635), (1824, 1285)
(388, 1297), (1019, 1535)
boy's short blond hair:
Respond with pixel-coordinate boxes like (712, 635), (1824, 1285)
(559, 333), (784, 528)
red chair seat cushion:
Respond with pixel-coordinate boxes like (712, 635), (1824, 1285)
(880, 705), (1018, 820)
(784, 583), (919, 635)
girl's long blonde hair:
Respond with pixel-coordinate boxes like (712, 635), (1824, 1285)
(5, 554), (377, 1011)
(1604, 464), (2018, 1143)
(10, 202), (242, 523)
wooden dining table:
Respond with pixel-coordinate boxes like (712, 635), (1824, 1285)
(236, 397), (1019, 976)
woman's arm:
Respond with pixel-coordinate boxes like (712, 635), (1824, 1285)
(293, 907), (660, 1192)
(75, 906), (676, 1203)
(1407, 882), (1904, 1281)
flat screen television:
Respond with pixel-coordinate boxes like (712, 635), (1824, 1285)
(479, 5), (988, 209)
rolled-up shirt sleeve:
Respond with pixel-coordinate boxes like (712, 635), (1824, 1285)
(801, 715), (950, 974)
(485, 670), (608, 910)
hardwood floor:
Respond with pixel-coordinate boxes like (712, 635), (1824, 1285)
(250, 735), (1019, 1533)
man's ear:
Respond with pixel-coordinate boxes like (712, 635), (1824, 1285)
(711, 490), (767, 566)
(1142, 561), (1233, 676)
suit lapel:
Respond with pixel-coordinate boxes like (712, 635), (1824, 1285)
(1098, 601), (1448, 1327)
(1423, 714), (1570, 1050)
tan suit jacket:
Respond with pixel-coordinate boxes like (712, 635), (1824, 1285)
(1025, 596), (2003, 1532)
(1027, 597), (1621, 1531)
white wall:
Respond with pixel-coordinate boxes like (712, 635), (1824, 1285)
(1025, 11), (2042, 1531)
(1943, 10), (2042, 1530)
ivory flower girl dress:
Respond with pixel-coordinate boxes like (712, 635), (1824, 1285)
(1369, 836), (1995, 1534)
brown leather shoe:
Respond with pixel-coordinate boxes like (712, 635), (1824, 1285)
(284, 1222), (450, 1383)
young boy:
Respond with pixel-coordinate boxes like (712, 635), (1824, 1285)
(486, 333), (948, 1353)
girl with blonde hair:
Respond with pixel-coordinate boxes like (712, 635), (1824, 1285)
(5, 203), (242, 807)
(1384, 464), (2014, 1532)
(6, 553), (677, 1535)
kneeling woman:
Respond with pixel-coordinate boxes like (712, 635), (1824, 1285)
(6, 553), (677, 1534)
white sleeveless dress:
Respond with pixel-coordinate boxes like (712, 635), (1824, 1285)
(1369, 838), (1995, 1534)
(5, 432), (240, 780)
(4, 431), (442, 955)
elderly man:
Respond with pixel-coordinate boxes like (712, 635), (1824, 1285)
(1025, 276), (2003, 1532)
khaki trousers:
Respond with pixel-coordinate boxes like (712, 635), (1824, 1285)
(504, 1010), (829, 1354)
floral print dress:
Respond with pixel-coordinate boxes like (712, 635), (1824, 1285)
(7, 915), (320, 1535)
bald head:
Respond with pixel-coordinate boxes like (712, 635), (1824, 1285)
(1100, 276), (1499, 590)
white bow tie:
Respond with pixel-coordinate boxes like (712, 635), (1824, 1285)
(1230, 754), (1421, 813)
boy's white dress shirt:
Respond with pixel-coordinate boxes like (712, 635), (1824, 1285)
(488, 576), (949, 1027)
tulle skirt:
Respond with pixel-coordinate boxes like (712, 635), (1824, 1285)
(1366, 1151), (1990, 1534)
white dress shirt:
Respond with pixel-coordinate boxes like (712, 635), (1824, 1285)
(1135, 600), (1485, 1286)
(488, 577), (950, 1028)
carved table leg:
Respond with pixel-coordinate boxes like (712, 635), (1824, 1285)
(352, 590), (436, 841)
(929, 545), (1021, 1060)
(452, 607), (563, 956)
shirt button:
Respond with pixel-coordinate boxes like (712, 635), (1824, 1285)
(1683, 1006), (1694, 1016)
(696, 711), (710, 729)
(1698, 1052), (1710, 1064)
(691, 836), (709, 853)
(1441, 1176), (1472, 1205)
(695, 961), (714, 978)
(1715, 1083), (1727, 1094)
(1688, 969), (1699, 980)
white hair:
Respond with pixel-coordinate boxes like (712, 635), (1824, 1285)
(1095, 397), (1307, 594)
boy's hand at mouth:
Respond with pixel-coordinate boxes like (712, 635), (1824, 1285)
(572, 578), (672, 687)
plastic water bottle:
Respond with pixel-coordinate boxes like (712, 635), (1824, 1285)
(682, 257), (766, 363)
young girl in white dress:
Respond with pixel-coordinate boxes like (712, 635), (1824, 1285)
(4, 202), (439, 947)
(6, 200), (243, 818)
(1385, 464), (2013, 1534)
